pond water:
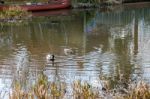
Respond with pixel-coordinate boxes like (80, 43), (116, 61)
(0, 5), (150, 96)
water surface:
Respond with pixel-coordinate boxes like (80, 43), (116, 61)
(0, 5), (150, 95)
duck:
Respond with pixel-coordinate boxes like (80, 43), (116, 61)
(46, 54), (55, 62)
(64, 48), (74, 55)
(93, 44), (103, 53)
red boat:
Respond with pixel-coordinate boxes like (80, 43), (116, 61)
(0, 0), (70, 11)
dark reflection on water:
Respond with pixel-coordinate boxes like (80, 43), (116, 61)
(0, 6), (150, 94)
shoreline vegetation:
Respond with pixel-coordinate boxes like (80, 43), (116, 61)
(71, 0), (150, 8)
(0, 6), (31, 22)
(6, 74), (150, 99)
(72, 0), (122, 8)
(0, 0), (149, 21)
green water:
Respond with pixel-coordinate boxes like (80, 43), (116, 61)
(0, 5), (150, 94)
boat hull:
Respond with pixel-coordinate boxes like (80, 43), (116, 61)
(0, 0), (70, 11)
(32, 9), (70, 16)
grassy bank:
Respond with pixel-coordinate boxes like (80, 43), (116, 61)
(3, 74), (149, 99)
(0, 6), (31, 21)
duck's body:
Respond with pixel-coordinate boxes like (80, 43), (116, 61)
(46, 54), (55, 62)
(93, 44), (103, 53)
(93, 47), (102, 53)
(64, 48), (74, 55)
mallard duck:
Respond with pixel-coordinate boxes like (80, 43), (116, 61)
(93, 44), (103, 53)
(46, 54), (55, 62)
(64, 48), (74, 55)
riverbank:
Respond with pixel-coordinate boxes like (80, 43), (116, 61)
(8, 74), (150, 99)
(72, 1), (150, 9)
(106, 2), (150, 12)
(123, 2), (150, 9)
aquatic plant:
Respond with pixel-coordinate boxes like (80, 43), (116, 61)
(8, 73), (150, 99)
(9, 81), (34, 99)
(72, 80), (100, 98)
(126, 81), (150, 99)
(9, 74), (67, 99)
(33, 74), (49, 99)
